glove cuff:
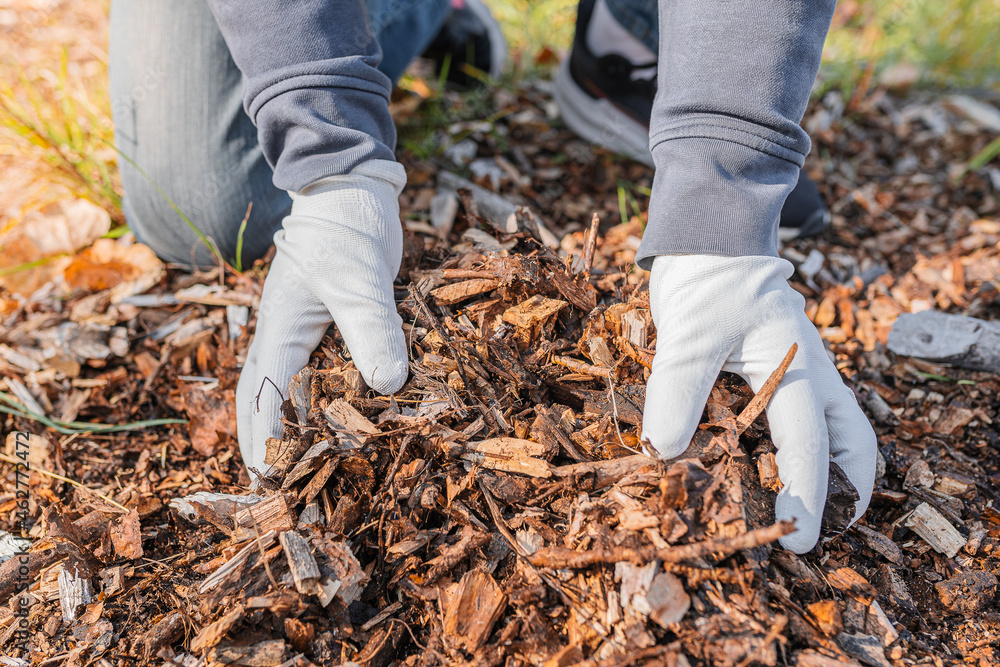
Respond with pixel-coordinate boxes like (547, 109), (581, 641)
(292, 158), (406, 204)
(283, 159), (405, 242)
(650, 254), (795, 284)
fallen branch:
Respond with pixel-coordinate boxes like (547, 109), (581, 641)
(528, 520), (795, 569)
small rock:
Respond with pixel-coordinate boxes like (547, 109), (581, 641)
(430, 191), (459, 235)
(934, 570), (998, 614)
(798, 248), (825, 279)
(836, 633), (892, 667)
(468, 158), (505, 191)
(442, 138), (478, 166)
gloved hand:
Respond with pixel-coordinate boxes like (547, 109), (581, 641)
(236, 160), (409, 483)
(642, 254), (877, 553)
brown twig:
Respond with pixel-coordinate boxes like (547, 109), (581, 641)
(528, 520), (795, 568)
(660, 561), (743, 586)
(551, 354), (610, 377)
(441, 269), (498, 280)
(580, 211), (600, 279)
(734, 343), (797, 435)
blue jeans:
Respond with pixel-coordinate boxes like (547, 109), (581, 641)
(109, 0), (449, 267)
(605, 0), (656, 54)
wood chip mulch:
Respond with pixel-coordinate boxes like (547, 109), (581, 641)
(1, 83), (1000, 667)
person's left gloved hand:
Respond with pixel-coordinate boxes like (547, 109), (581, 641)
(235, 160), (409, 483)
(641, 254), (877, 553)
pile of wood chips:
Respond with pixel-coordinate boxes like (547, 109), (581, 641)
(140, 213), (839, 667)
(2, 86), (1000, 667)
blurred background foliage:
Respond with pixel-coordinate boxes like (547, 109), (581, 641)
(822, 0), (1000, 93)
(489, 0), (1000, 90)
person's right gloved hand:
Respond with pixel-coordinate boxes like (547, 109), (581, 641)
(235, 160), (409, 483)
(641, 254), (877, 553)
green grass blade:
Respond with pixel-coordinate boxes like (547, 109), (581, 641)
(0, 254), (64, 277)
(105, 139), (228, 268)
(0, 393), (186, 434)
(617, 182), (629, 225)
(969, 135), (1000, 172)
(234, 205), (250, 273)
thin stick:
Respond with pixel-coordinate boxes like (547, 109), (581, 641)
(0, 392), (185, 434)
(580, 212), (600, 278)
(440, 269), (497, 280)
(528, 520), (794, 568)
(735, 343), (797, 435)
(606, 370), (640, 455)
(0, 452), (129, 513)
(551, 354), (610, 377)
(660, 561), (742, 586)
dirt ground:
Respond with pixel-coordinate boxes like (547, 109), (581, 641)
(1, 2), (1000, 667)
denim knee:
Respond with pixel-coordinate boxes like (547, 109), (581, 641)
(110, 0), (289, 269)
(121, 157), (290, 269)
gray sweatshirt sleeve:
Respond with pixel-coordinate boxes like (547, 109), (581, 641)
(204, 0), (397, 193)
(635, 0), (837, 268)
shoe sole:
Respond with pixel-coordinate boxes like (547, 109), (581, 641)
(778, 208), (830, 241)
(463, 0), (507, 78)
(554, 57), (653, 166)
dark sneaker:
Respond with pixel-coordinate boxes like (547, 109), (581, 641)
(422, 0), (507, 87)
(778, 170), (832, 241)
(554, 0), (655, 164)
(554, 0), (829, 241)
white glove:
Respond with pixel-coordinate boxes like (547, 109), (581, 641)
(642, 255), (876, 553)
(236, 160), (409, 482)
